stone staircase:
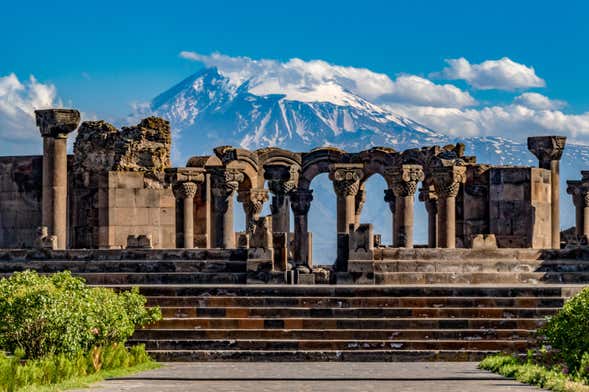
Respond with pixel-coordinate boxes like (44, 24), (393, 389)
(128, 285), (570, 361)
(0, 248), (587, 361)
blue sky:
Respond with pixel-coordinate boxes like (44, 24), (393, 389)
(1, 0), (588, 153)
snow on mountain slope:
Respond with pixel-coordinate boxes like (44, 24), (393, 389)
(143, 67), (589, 262)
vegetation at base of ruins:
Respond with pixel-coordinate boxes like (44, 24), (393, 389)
(540, 287), (589, 373)
(480, 288), (589, 390)
(0, 270), (162, 391)
(0, 270), (161, 359)
(0, 343), (159, 392)
(480, 354), (589, 391)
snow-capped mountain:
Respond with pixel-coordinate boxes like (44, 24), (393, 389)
(142, 67), (589, 263)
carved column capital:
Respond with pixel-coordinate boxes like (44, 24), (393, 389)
(329, 164), (364, 197)
(173, 181), (198, 199)
(35, 109), (80, 139)
(238, 188), (269, 217)
(527, 136), (567, 165)
(387, 164), (424, 197)
(210, 168), (245, 197)
(265, 165), (299, 196)
(568, 180), (589, 208)
(289, 189), (314, 216)
(432, 165), (466, 198)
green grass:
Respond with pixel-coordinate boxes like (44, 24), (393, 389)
(17, 361), (160, 392)
(480, 354), (589, 392)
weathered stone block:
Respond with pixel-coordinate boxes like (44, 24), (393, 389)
(471, 234), (497, 250)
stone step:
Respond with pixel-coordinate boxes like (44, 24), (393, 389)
(0, 249), (248, 262)
(102, 284), (569, 297)
(373, 272), (589, 284)
(372, 260), (589, 273)
(149, 317), (545, 330)
(157, 306), (558, 319)
(0, 273), (248, 285)
(0, 260), (247, 273)
(132, 328), (536, 341)
(376, 248), (545, 261)
(146, 295), (564, 308)
(146, 349), (498, 362)
(130, 339), (531, 351)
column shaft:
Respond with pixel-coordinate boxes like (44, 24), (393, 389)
(394, 196), (414, 248)
(438, 196), (456, 248)
(42, 137), (68, 249)
(579, 206), (589, 237)
(183, 196), (194, 248)
(271, 194), (290, 233)
(426, 200), (438, 248)
(293, 213), (310, 265)
(550, 160), (560, 248)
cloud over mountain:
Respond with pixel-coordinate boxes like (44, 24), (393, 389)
(0, 73), (60, 153)
(436, 57), (546, 91)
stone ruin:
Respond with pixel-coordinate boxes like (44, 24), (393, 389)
(0, 108), (583, 282)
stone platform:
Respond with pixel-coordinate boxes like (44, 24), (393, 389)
(2, 248), (588, 362)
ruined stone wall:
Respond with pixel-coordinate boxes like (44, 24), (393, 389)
(98, 171), (175, 249)
(0, 156), (42, 248)
(489, 167), (551, 248)
(72, 117), (174, 249)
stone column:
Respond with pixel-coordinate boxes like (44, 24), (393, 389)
(567, 180), (589, 238)
(239, 188), (269, 233)
(175, 182), (198, 248)
(387, 165), (424, 248)
(329, 164), (364, 234)
(264, 165), (298, 233)
(383, 188), (397, 246)
(35, 109), (80, 249)
(289, 189), (313, 267)
(528, 136), (567, 248)
(419, 186), (438, 248)
(166, 167), (205, 249)
(210, 168), (244, 249)
(432, 165), (466, 248)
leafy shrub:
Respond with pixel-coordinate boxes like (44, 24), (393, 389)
(480, 354), (589, 392)
(0, 271), (161, 359)
(0, 343), (153, 391)
(541, 287), (589, 373)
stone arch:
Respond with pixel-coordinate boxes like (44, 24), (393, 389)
(300, 147), (348, 190)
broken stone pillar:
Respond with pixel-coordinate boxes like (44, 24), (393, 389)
(528, 136), (567, 248)
(238, 188), (269, 233)
(210, 168), (244, 249)
(567, 179), (589, 238)
(289, 189), (313, 267)
(329, 164), (364, 233)
(433, 165), (466, 248)
(419, 186), (438, 248)
(166, 167), (205, 249)
(35, 109), (80, 249)
(384, 189), (396, 246)
(264, 165), (298, 233)
(388, 165), (424, 248)
(354, 188), (366, 226)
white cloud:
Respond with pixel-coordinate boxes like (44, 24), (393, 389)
(514, 92), (566, 110)
(437, 57), (545, 90)
(180, 51), (475, 108)
(385, 103), (589, 140)
(383, 74), (475, 108)
(0, 73), (60, 149)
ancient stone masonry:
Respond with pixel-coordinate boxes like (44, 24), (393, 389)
(567, 170), (589, 241)
(0, 109), (577, 275)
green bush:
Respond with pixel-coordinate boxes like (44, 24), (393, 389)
(541, 287), (589, 373)
(480, 354), (589, 392)
(0, 343), (153, 392)
(0, 271), (161, 359)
